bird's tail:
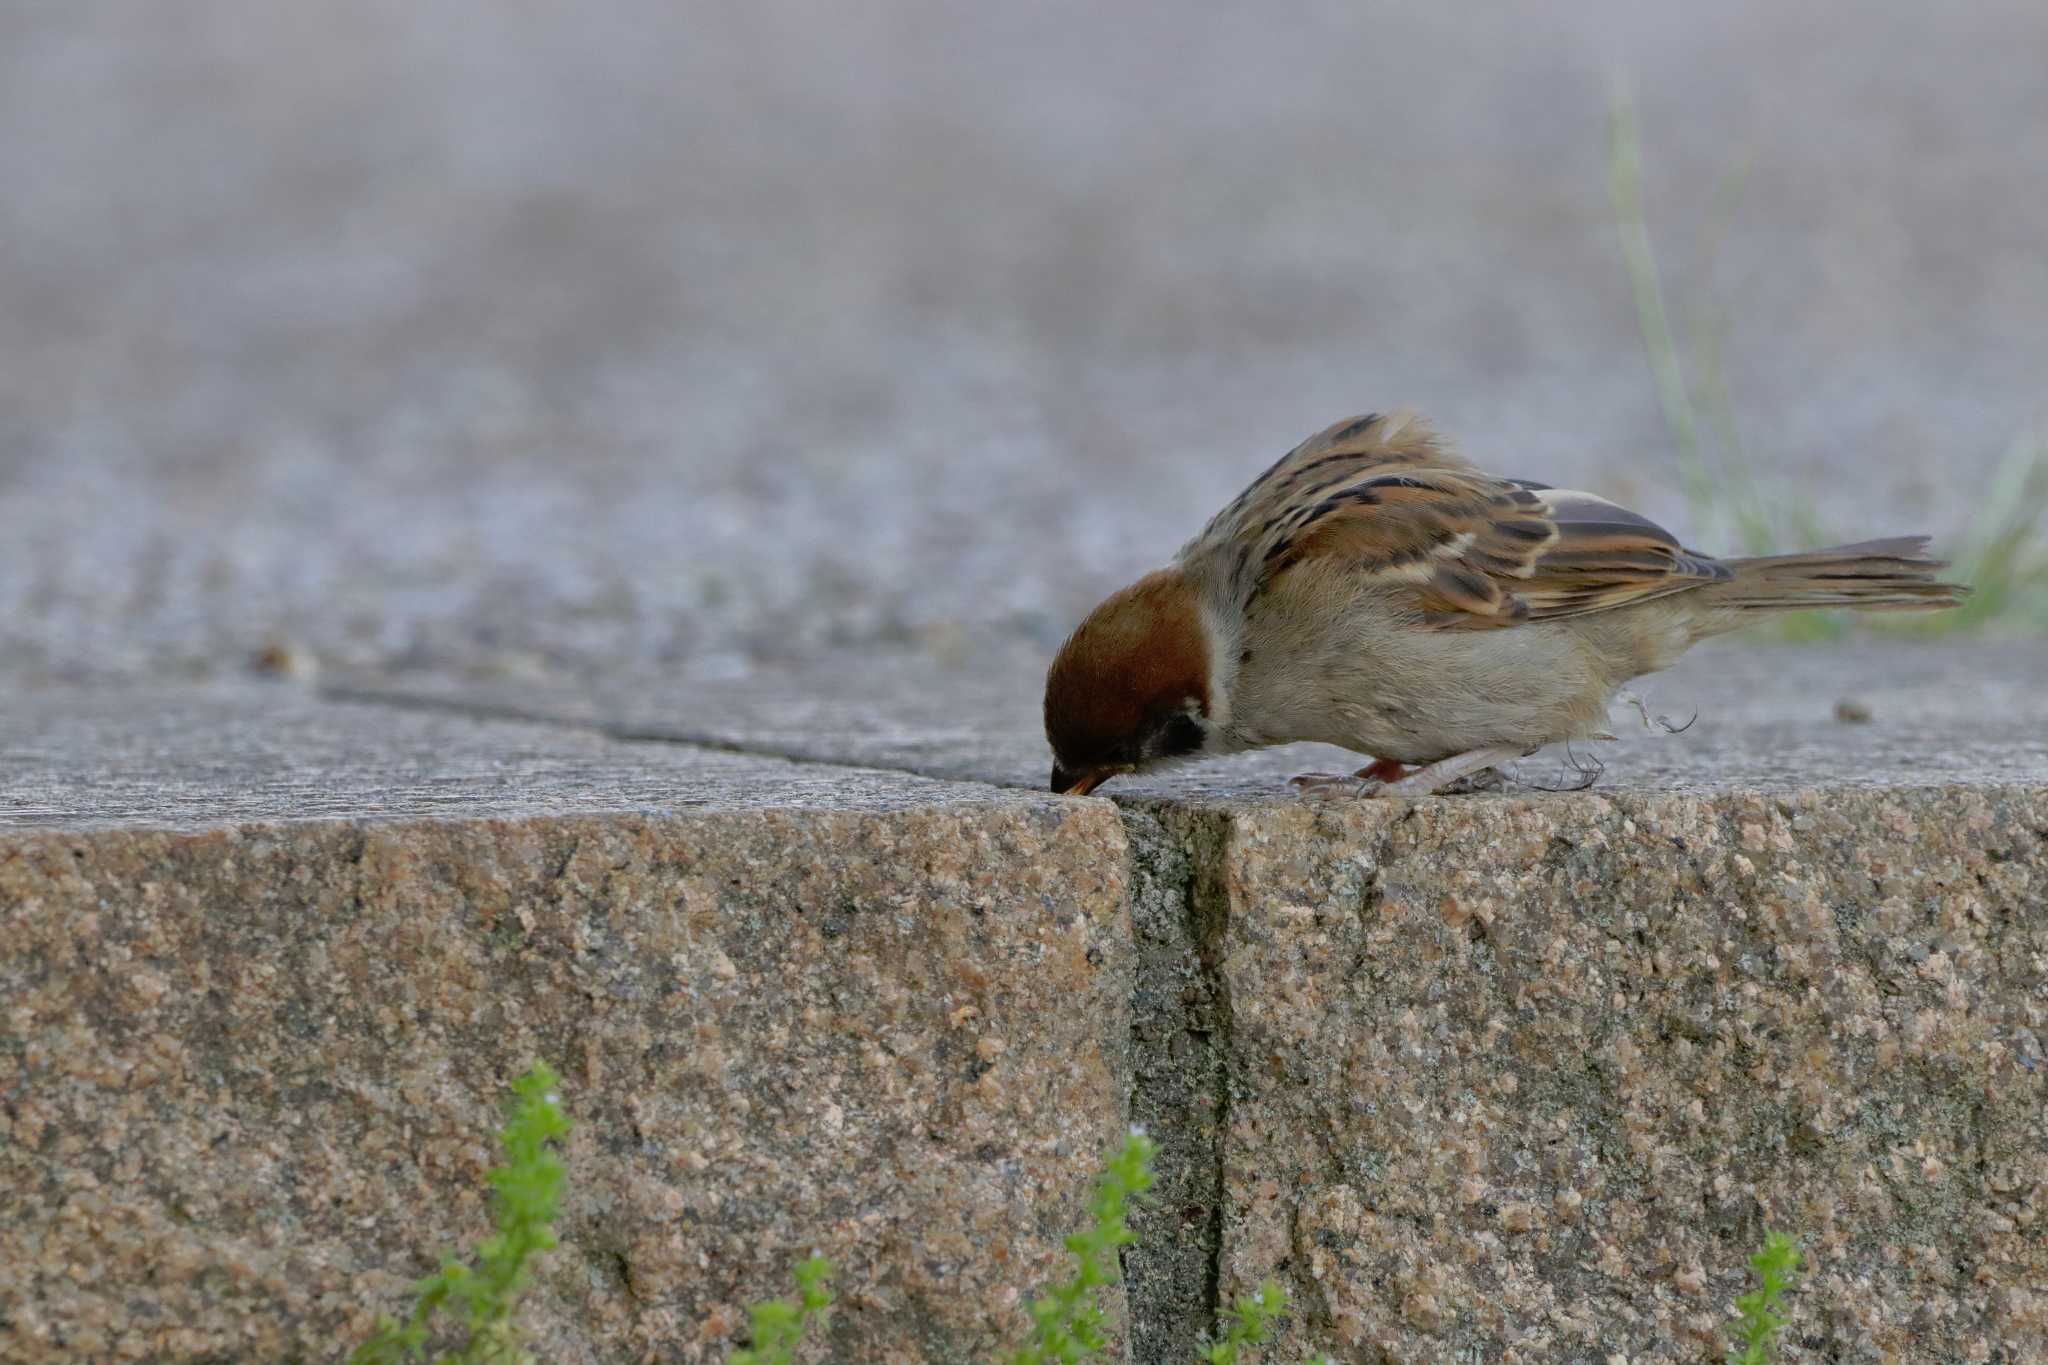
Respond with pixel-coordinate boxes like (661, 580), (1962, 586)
(1700, 536), (1967, 616)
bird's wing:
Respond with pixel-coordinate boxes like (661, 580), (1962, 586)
(1193, 411), (1729, 628)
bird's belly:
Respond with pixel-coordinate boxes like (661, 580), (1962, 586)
(1231, 616), (1631, 762)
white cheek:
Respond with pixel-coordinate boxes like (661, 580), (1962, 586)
(1196, 598), (1239, 735)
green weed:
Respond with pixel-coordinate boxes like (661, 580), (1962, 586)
(351, 1063), (571, 1365)
(1199, 1279), (1288, 1365)
(1727, 1231), (1802, 1364)
(1894, 424), (2048, 633)
(1006, 1130), (1156, 1364)
(348, 1083), (1806, 1365)
(731, 1254), (836, 1365)
(725, 1131), (1329, 1365)
(1606, 89), (2046, 636)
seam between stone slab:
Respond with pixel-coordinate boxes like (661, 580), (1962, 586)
(317, 681), (815, 764)
(1181, 809), (1237, 1360)
(1116, 805), (1237, 1364)
(315, 680), (1046, 788)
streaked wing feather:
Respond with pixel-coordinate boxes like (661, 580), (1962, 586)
(1517, 491), (1730, 621)
(1193, 409), (1471, 550)
(1195, 413), (1729, 628)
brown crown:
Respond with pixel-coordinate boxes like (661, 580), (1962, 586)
(1043, 568), (1210, 771)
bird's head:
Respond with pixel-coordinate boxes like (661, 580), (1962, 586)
(1043, 568), (1220, 795)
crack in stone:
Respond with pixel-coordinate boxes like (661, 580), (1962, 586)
(1114, 804), (1240, 1364)
(325, 680), (1265, 1361)
(1186, 812), (1238, 1357)
(317, 681), (1050, 790)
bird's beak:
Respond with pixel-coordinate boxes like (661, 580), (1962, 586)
(1052, 764), (1117, 796)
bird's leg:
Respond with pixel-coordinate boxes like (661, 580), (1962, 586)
(1437, 765), (1512, 795)
(1288, 772), (1373, 799)
(1615, 688), (1696, 735)
(1292, 750), (1520, 800)
(1288, 756), (1410, 800)
(1379, 745), (1527, 796)
(1616, 688), (1659, 731)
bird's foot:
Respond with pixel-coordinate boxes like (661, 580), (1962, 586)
(1379, 745), (1529, 796)
(1288, 771), (1383, 800)
(1614, 689), (1696, 735)
(1287, 757), (1412, 800)
(1431, 766), (1513, 795)
(1291, 750), (1524, 799)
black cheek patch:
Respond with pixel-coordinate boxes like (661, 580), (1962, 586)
(1157, 713), (1206, 759)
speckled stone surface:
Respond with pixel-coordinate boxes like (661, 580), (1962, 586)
(5, 674), (2047, 1363)
(0, 691), (1134, 1362)
(0, 683), (1023, 829)
(1179, 789), (2047, 1363)
(326, 635), (2048, 795)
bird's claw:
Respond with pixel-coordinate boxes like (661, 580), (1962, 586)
(1431, 767), (1512, 795)
(1290, 752), (1518, 799)
(1615, 689), (1696, 735)
(1288, 771), (1385, 800)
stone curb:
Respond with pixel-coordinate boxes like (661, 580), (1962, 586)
(3, 677), (2045, 1361)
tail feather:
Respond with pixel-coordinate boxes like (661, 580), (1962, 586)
(1705, 536), (1969, 613)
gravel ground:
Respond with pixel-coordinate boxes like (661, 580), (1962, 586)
(3, 1), (2043, 681)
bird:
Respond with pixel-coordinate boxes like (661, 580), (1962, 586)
(1043, 410), (1967, 797)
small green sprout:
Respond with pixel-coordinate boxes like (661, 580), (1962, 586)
(352, 1062), (572, 1365)
(731, 1254), (836, 1365)
(725, 1131), (1336, 1364)
(1006, 1130), (1157, 1365)
(1727, 1230), (1802, 1365)
(1203, 1280), (1288, 1364)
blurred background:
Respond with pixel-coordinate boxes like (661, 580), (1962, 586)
(4, 0), (2044, 685)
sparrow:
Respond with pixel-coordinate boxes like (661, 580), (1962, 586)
(1043, 411), (1966, 797)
